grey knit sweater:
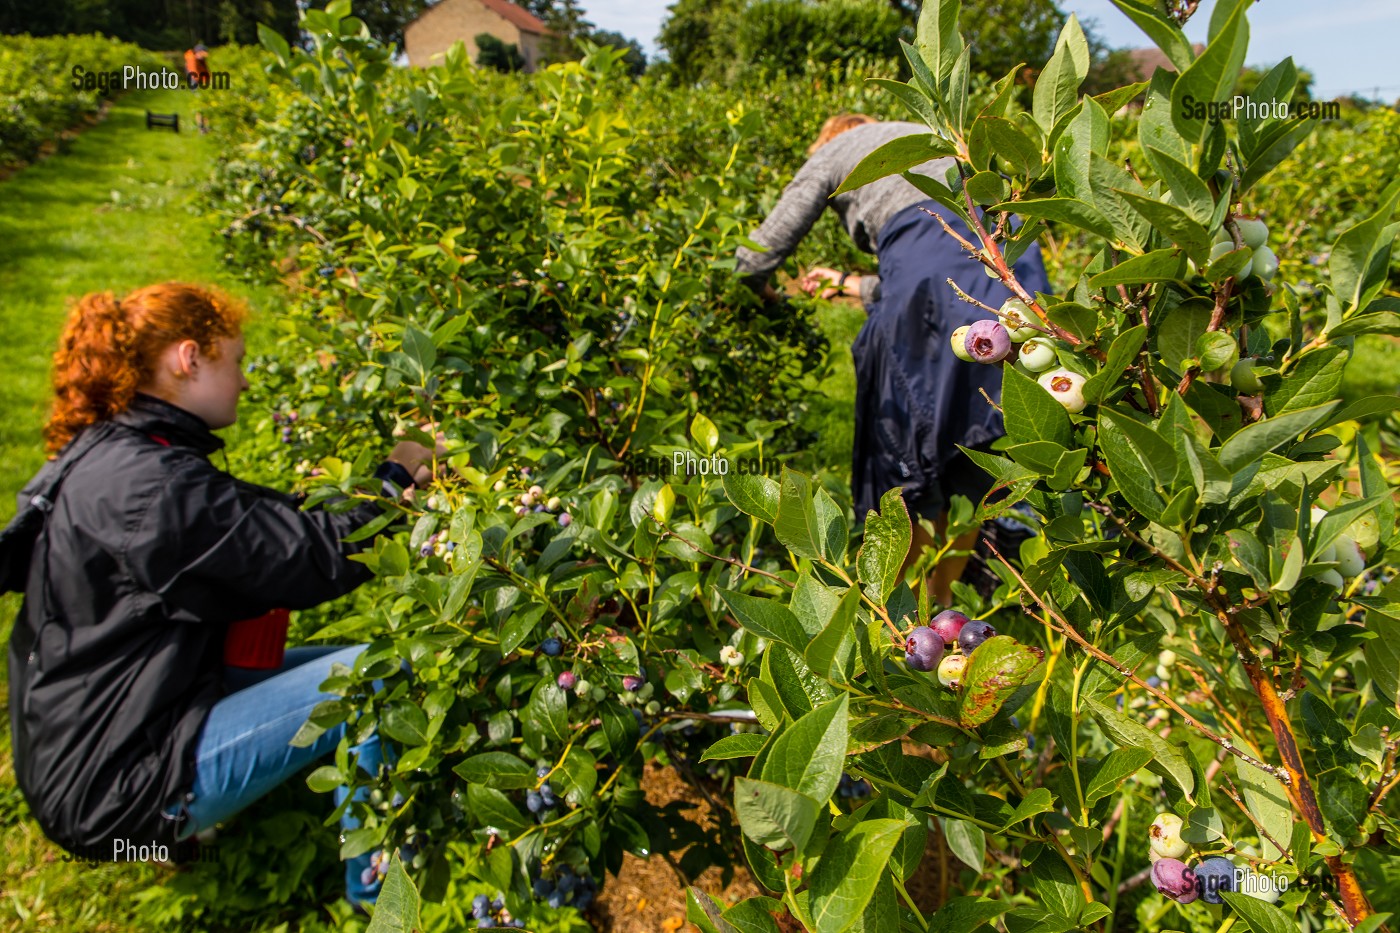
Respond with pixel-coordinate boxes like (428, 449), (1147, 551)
(736, 121), (956, 305)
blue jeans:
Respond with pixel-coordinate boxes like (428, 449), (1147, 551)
(163, 644), (383, 905)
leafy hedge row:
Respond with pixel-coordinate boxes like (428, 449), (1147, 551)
(0, 34), (167, 168)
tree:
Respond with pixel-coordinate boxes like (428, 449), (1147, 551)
(962, 0), (1064, 83)
(475, 32), (524, 72)
(590, 29), (647, 76)
(347, 0), (432, 50)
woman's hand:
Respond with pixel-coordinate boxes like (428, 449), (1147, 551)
(799, 266), (850, 299)
(389, 424), (449, 487)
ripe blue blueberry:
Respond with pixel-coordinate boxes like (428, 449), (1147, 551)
(541, 637), (563, 657)
(492, 898), (504, 911)
(904, 625), (943, 672)
(477, 919), (495, 929)
(525, 791), (543, 813)
(472, 894), (490, 918)
(1195, 857), (1237, 904)
(533, 878), (553, 897)
(536, 765), (551, 778)
(957, 620), (996, 653)
(547, 891), (564, 909)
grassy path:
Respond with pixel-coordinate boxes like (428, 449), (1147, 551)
(0, 86), (280, 524)
(0, 87), (283, 932)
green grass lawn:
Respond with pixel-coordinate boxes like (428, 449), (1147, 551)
(0, 87), (289, 933)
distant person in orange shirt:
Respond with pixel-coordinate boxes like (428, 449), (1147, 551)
(183, 44), (211, 133)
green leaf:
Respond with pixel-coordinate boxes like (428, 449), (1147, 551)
(915, 0), (964, 82)
(1108, 0), (1193, 70)
(1366, 609), (1400, 704)
(976, 116), (1042, 176)
(401, 325), (438, 383)
(257, 23), (293, 66)
(1088, 248), (1187, 288)
(806, 586), (860, 682)
(1219, 891), (1298, 933)
(690, 413), (719, 455)
(1328, 311), (1400, 339)
(306, 765), (344, 793)
(1239, 117), (1317, 194)
(466, 782), (530, 835)
(1264, 348), (1347, 417)
(943, 818), (985, 871)
(522, 681), (569, 748)
(702, 734), (768, 762)
(1118, 191), (1211, 265)
(859, 487), (912, 604)
(1329, 180), (1400, 313)
(807, 819), (908, 930)
(959, 636), (1043, 727)
(871, 78), (943, 131)
(1238, 58), (1299, 153)
(1098, 412), (1170, 521)
(1226, 529), (1271, 589)
(379, 701), (431, 746)
(1196, 331), (1238, 372)
(1155, 298), (1214, 374)
(1052, 99), (1107, 202)
(1218, 403), (1339, 473)
(835, 134), (956, 195)
(928, 897), (1014, 933)
(1234, 757), (1294, 860)
(1006, 788), (1056, 826)
(1002, 365), (1073, 447)
(1081, 324), (1147, 405)
(991, 197), (1114, 240)
(762, 695), (849, 801)
(452, 751), (535, 789)
(365, 853), (421, 933)
(1084, 747), (1153, 804)
(774, 470), (834, 562)
(724, 471), (780, 526)
(1169, 0), (1250, 144)
(718, 588), (807, 651)
(1028, 852), (1085, 920)
(1146, 146), (1215, 225)
(1032, 15), (1090, 139)
(733, 777), (820, 852)
(1084, 697), (1195, 796)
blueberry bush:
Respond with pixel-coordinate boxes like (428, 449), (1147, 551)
(0, 34), (167, 169)
(690, 1), (1400, 931)
(187, 2), (1400, 931)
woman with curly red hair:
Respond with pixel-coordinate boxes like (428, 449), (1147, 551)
(6, 283), (433, 909)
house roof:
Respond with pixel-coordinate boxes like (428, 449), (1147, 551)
(1125, 44), (1207, 82)
(477, 0), (549, 35)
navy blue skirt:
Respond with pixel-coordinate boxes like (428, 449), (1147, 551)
(850, 200), (1052, 519)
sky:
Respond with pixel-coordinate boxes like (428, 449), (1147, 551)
(581, 0), (1400, 100)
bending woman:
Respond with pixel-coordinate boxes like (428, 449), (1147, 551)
(737, 115), (1051, 603)
(5, 283), (434, 907)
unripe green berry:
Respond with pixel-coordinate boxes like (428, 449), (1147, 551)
(1148, 812), (1189, 859)
(950, 325), (975, 362)
(1230, 358), (1264, 394)
(1252, 245), (1279, 281)
(1236, 217), (1269, 250)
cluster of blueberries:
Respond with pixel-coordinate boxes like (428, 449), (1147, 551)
(903, 609), (997, 687)
(1149, 812), (1279, 906)
(470, 894), (523, 928)
(271, 409), (298, 444)
(525, 765), (558, 819)
(837, 773), (872, 800)
(530, 864), (597, 911)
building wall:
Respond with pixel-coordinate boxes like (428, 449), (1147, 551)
(404, 0), (543, 72)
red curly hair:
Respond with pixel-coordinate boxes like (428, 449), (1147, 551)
(45, 283), (249, 452)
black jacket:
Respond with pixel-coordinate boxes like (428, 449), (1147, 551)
(8, 394), (395, 856)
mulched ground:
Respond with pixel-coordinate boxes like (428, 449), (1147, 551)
(587, 740), (956, 931)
